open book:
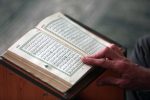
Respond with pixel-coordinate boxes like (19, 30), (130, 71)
(2, 12), (111, 93)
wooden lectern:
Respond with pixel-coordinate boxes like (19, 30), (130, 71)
(0, 14), (125, 100)
(0, 60), (125, 100)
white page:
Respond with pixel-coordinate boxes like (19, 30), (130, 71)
(8, 29), (91, 85)
(37, 13), (111, 54)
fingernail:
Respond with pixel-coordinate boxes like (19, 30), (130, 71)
(81, 57), (86, 60)
(81, 57), (88, 62)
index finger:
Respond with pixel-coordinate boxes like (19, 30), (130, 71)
(85, 47), (123, 60)
(81, 57), (123, 73)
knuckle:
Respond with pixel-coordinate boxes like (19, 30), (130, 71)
(118, 59), (125, 64)
(115, 60), (126, 69)
(103, 47), (110, 53)
(110, 44), (117, 50)
(98, 60), (106, 67)
(103, 59), (111, 67)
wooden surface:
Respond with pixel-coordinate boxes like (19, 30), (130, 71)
(77, 70), (125, 100)
(0, 62), (124, 100)
(0, 62), (58, 100)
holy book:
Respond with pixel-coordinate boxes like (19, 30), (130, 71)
(2, 12), (112, 93)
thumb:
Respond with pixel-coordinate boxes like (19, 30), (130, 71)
(97, 77), (127, 88)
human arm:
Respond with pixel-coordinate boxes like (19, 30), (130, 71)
(81, 44), (150, 90)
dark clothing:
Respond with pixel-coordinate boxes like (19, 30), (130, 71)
(130, 35), (150, 100)
(131, 35), (150, 67)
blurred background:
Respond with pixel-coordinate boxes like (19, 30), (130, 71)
(0, 0), (150, 56)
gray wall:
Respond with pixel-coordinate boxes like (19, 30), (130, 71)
(0, 0), (150, 55)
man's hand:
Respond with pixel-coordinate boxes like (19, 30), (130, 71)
(81, 44), (150, 90)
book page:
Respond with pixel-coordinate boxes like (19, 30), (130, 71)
(7, 29), (91, 85)
(37, 13), (111, 55)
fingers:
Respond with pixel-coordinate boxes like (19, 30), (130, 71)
(85, 44), (124, 60)
(82, 57), (119, 71)
(82, 57), (107, 67)
(97, 77), (128, 88)
(85, 47), (106, 58)
(85, 46), (123, 60)
(109, 44), (124, 56)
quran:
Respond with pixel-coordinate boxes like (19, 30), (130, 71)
(1, 12), (112, 93)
